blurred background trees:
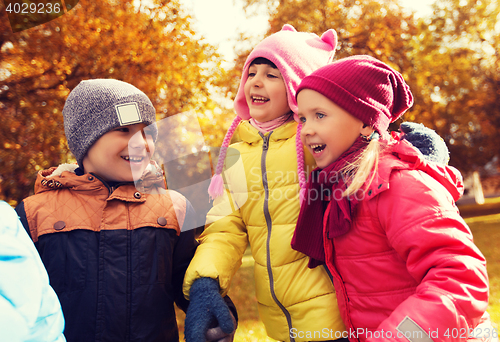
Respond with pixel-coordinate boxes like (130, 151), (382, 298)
(408, 0), (500, 172)
(234, 0), (500, 173)
(1, 0), (500, 207)
(0, 0), (225, 205)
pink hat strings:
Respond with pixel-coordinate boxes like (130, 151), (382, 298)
(208, 24), (338, 201)
(208, 116), (242, 200)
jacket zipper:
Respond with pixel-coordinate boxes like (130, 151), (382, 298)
(90, 173), (129, 195)
(260, 132), (295, 342)
(90, 172), (133, 340)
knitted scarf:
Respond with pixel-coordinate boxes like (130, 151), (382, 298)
(291, 137), (368, 268)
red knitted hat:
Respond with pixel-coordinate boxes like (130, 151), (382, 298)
(297, 55), (414, 137)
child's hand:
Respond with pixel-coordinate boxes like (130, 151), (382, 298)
(184, 277), (236, 342)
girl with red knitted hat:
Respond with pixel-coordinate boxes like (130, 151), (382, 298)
(182, 24), (350, 342)
(293, 55), (496, 342)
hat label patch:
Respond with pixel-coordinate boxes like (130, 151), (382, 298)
(116, 103), (142, 126)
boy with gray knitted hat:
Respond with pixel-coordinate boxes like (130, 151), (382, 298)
(15, 79), (236, 341)
(63, 78), (158, 171)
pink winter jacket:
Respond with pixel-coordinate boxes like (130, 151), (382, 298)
(323, 139), (494, 342)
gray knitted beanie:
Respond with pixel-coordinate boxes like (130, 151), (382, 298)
(63, 79), (157, 168)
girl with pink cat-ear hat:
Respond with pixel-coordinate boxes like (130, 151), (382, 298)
(183, 25), (350, 342)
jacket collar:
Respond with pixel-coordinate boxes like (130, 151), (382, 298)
(34, 161), (166, 200)
(238, 119), (297, 144)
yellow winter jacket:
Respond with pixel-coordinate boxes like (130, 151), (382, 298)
(183, 120), (345, 341)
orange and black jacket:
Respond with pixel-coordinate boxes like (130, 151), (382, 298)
(16, 163), (200, 341)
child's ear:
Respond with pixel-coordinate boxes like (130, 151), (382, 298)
(360, 124), (374, 137)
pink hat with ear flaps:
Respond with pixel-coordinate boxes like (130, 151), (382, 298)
(208, 24), (338, 201)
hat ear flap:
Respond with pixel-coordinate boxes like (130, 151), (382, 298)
(281, 24), (297, 32)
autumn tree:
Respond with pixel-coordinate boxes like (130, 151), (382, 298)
(0, 0), (224, 205)
(222, 0), (418, 122)
(227, 0), (500, 174)
(408, 0), (500, 172)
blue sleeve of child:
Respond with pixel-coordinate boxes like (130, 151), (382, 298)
(0, 201), (66, 342)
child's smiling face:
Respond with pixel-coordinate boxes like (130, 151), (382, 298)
(82, 123), (155, 182)
(244, 63), (291, 122)
(297, 89), (371, 169)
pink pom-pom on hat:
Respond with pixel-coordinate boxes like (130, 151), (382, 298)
(208, 24), (338, 201)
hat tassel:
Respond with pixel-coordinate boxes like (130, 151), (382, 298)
(208, 174), (224, 201)
(207, 116), (242, 201)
